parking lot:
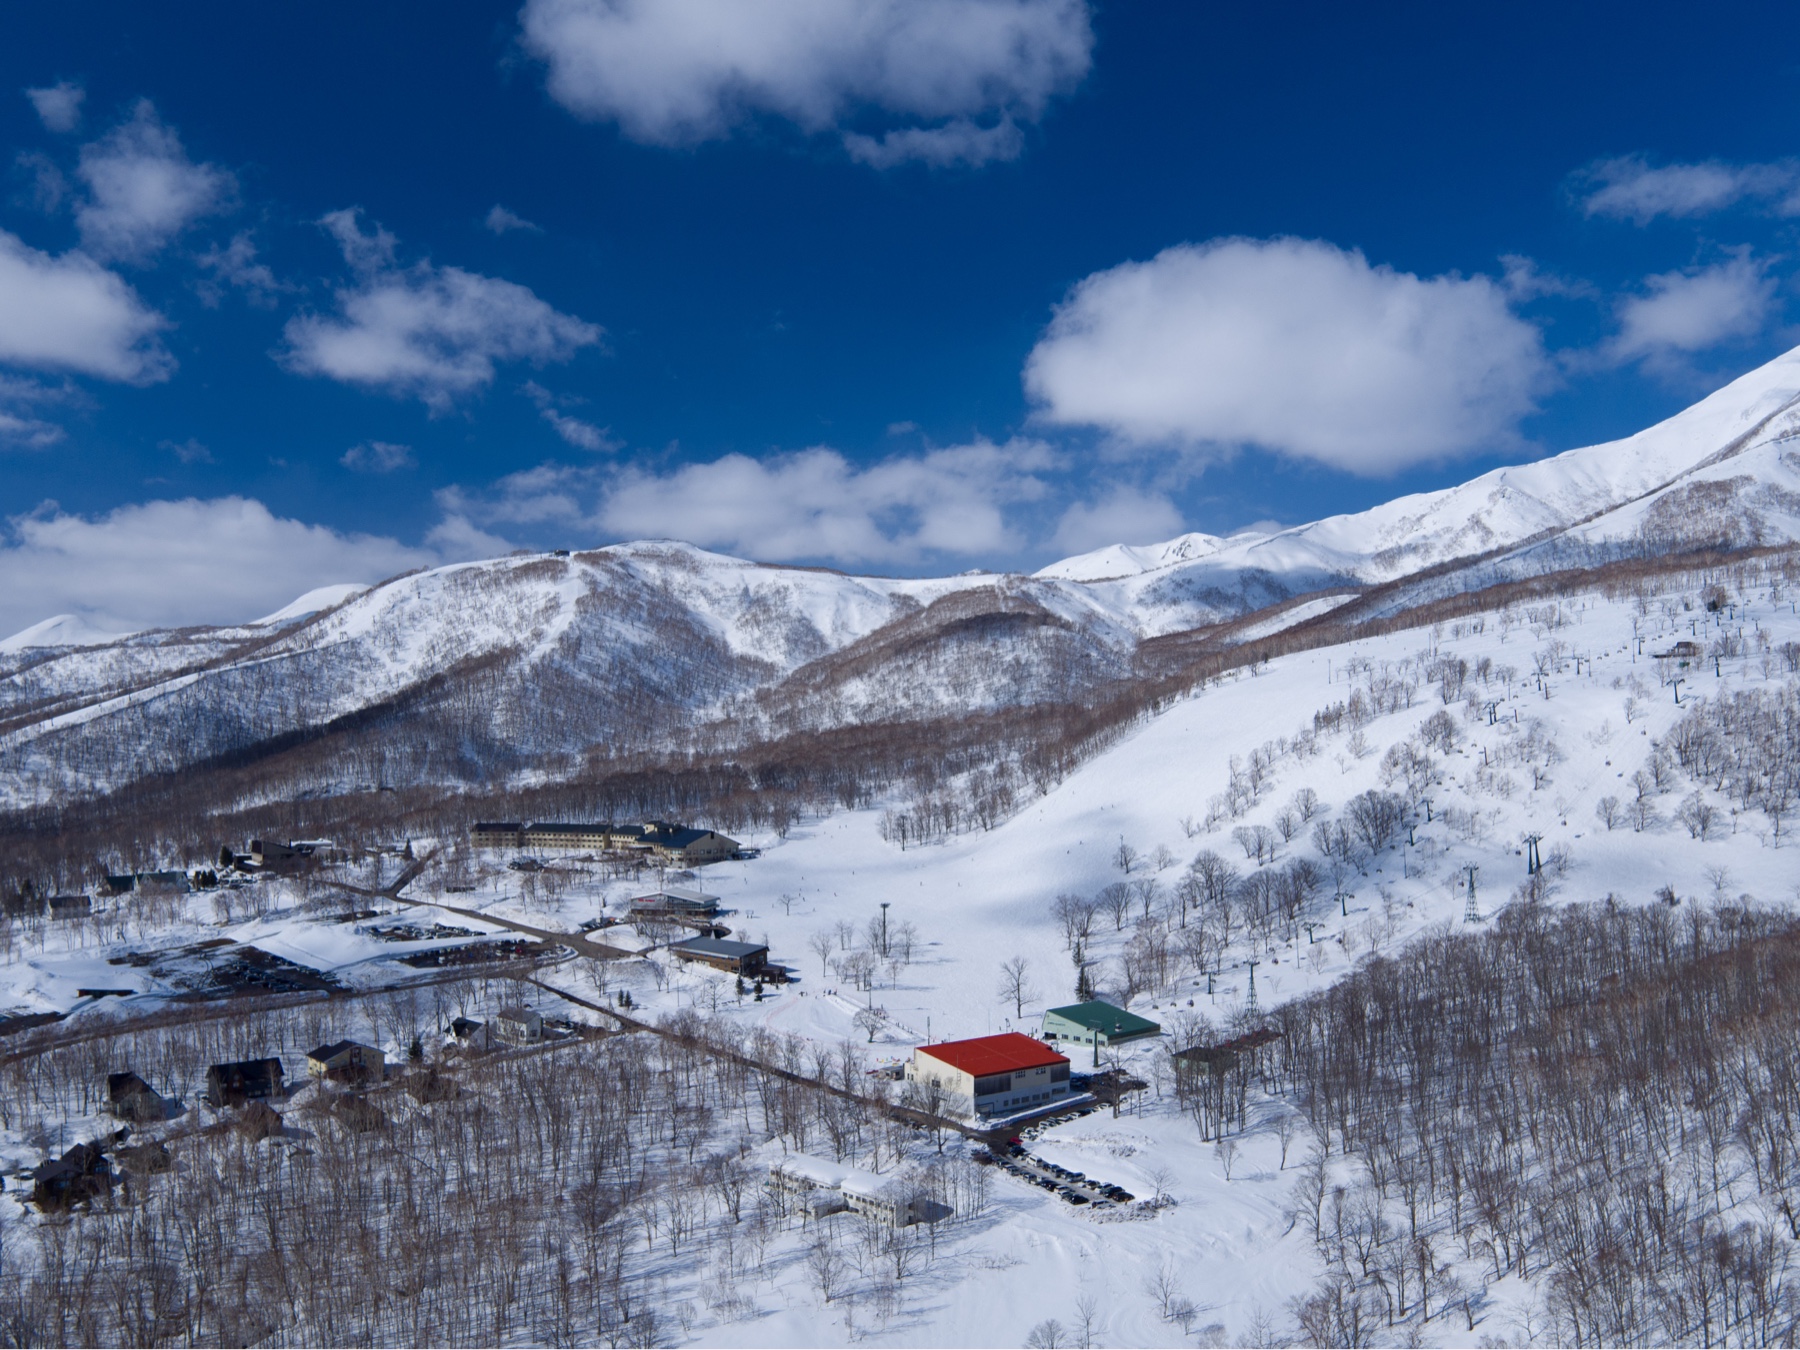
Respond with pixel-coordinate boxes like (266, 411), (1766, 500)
(989, 1141), (1135, 1208)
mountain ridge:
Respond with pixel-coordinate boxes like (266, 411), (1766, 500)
(4, 344), (1800, 809)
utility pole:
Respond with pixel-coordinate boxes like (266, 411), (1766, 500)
(880, 901), (890, 955)
(1463, 864), (1480, 923)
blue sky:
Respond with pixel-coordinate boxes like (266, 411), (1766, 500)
(3, 1), (1799, 633)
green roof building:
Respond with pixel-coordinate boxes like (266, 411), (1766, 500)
(1041, 1000), (1162, 1052)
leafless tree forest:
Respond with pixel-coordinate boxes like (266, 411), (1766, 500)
(1275, 899), (1800, 1346)
(0, 993), (990, 1347)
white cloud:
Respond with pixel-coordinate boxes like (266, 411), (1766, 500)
(1024, 236), (1550, 475)
(1604, 255), (1776, 367)
(0, 411), (62, 450)
(441, 438), (1056, 564)
(522, 379), (616, 450)
(485, 204), (542, 234)
(281, 209), (602, 411)
(0, 376), (75, 450)
(518, 0), (1091, 166)
(196, 232), (288, 306)
(74, 101), (234, 262)
(1499, 254), (1597, 302)
(424, 511), (516, 560)
(341, 440), (416, 472)
(25, 81), (83, 133)
(16, 151), (69, 213)
(1050, 487), (1184, 554)
(159, 437), (213, 464)
(1577, 155), (1800, 224)
(843, 115), (1022, 169)
(600, 440), (1055, 562)
(0, 497), (437, 636)
(0, 228), (171, 382)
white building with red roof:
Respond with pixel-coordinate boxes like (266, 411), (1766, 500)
(905, 1032), (1071, 1118)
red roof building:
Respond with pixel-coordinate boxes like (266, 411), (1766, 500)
(907, 1033), (1071, 1118)
(915, 1033), (1067, 1077)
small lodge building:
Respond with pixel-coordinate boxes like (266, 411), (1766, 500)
(206, 1057), (285, 1108)
(107, 1071), (165, 1123)
(492, 1006), (543, 1047)
(470, 820), (742, 866)
(1041, 1000), (1162, 1055)
(248, 839), (315, 870)
(306, 1040), (384, 1083)
(906, 1033), (1071, 1119)
(637, 821), (740, 866)
(629, 885), (721, 916)
(670, 936), (768, 975)
(32, 1142), (113, 1212)
(47, 894), (91, 921)
(768, 1154), (931, 1227)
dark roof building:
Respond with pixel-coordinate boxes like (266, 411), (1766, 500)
(32, 1142), (113, 1212)
(107, 1071), (165, 1123)
(629, 885), (721, 914)
(670, 936), (768, 974)
(206, 1057), (285, 1107)
(305, 1040), (384, 1081)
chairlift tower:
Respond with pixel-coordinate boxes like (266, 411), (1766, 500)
(1244, 960), (1260, 1016)
(1462, 864), (1480, 923)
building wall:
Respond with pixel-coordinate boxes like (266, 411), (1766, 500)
(1042, 1010), (1159, 1048)
(905, 1051), (1071, 1118)
(661, 833), (737, 864)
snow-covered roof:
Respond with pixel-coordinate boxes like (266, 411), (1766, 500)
(770, 1154), (906, 1200)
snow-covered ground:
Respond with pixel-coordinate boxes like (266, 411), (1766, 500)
(4, 561), (1792, 1344)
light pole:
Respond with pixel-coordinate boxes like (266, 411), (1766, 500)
(880, 901), (890, 955)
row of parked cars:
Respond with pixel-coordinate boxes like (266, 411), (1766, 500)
(989, 1144), (1134, 1207)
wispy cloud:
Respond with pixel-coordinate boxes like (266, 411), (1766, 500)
(24, 81), (83, 134)
(1574, 154), (1800, 224)
(196, 231), (289, 307)
(74, 100), (235, 262)
(484, 204), (542, 234)
(1602, 253), (1777, 371)
(522, 379), (616, 450)
(158, 436), (214, 464)
(340, 440), (416, 472)
(280, 208), (602, 411)
(0, 376), (76, 450)
(519, 0), (1092, 168)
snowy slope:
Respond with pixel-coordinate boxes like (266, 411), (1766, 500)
(8, 559), (1789, 1347)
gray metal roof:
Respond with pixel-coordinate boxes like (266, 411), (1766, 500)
(672, 937), (767, 959)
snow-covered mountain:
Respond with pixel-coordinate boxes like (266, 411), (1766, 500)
(1048, 343), (1800, 630)
(5, 344), (1800, 807)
